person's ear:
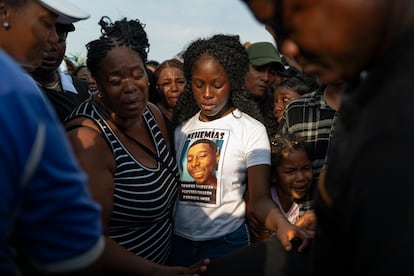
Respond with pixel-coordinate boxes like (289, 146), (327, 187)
(0, 2), (11, 30)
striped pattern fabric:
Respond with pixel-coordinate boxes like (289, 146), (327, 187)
(69, 100), (179, 264)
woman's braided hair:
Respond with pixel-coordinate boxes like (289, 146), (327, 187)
(171, 34), (263, 131)
(86, 16), (150, 78)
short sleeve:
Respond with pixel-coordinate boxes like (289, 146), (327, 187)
(245, 122), (271, 167)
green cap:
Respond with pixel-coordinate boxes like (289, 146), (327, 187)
(247, 42), (285, 71)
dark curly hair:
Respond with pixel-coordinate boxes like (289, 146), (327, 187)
(86, 16), (150, 78)
(278, 74), (316, 96)
(171, 34), (263, 132)
(270, 134), (310, 168)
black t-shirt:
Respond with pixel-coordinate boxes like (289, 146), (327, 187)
(39, 76), (90, 122)
(313, 28), (414, 275)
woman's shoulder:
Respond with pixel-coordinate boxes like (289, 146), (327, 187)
(64, 116), (105, 144)
(66, 98), (94, 120)
(147, 102), (164, 122)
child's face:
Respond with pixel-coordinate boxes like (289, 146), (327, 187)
(273, 86), (301, 123)
(275, 149), (313, 200)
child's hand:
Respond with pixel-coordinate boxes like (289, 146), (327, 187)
(295, 211), (316, 231)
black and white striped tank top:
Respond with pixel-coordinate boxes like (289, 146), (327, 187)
(68, 99), (179, 264)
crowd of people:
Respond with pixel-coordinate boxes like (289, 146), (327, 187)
(2, 0), (414, 275)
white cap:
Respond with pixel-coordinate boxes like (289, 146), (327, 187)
(37, 0), (90, 24)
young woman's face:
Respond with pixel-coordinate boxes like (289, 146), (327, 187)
(191, 56), (231, 118)
(156, 67), (186, 108)
(95, 46), (149, 120)
(275, 149), (313, 200)
(273, 85), (300, 123)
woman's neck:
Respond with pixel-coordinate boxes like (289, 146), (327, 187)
(199, 104), (234, 122)
(93, 94), (142, 131)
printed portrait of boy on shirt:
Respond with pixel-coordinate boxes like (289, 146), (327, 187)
(178, 137), (223, 204)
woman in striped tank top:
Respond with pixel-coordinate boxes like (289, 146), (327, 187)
(65, 16), (208, 275)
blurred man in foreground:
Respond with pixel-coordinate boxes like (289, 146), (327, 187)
(242, 0), (414, 275)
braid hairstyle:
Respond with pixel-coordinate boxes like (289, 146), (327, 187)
(86, 16), (150, 79)
(171, 34), (263, 133)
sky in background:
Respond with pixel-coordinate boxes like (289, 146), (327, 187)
(66, 0), (275, 63)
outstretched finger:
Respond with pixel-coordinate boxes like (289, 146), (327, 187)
(188, 258), (210, 275)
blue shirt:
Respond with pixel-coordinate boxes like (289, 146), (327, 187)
(0, 50), (104, 275)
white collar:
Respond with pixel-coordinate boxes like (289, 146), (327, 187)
(58, 68), (78, 94)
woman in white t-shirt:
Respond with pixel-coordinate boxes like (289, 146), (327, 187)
(170, 34), (312, 266)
